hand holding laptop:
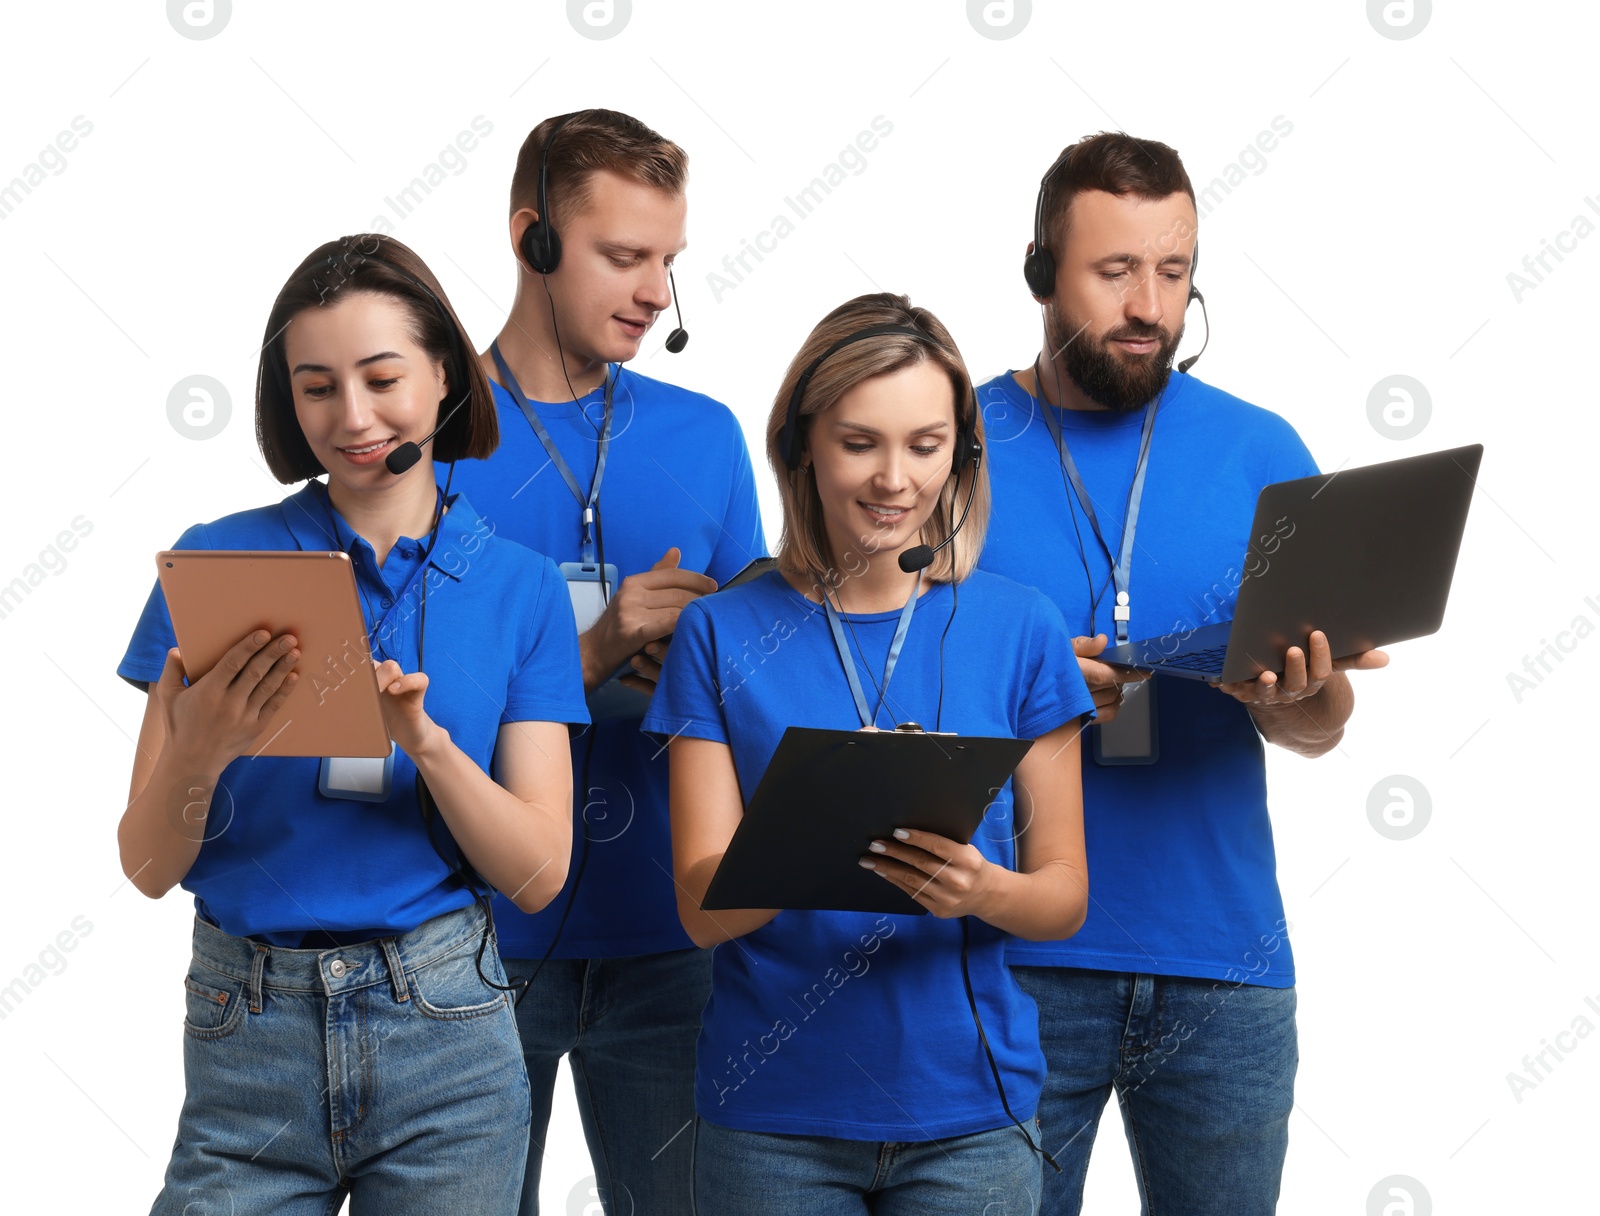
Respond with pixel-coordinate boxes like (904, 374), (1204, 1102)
(1073, 634), (1152, 722)
(1213, 628), (1389, 708)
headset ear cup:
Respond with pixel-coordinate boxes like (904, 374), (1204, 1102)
(1023, 249), (1056, 298)
(521, 221), (560, 275)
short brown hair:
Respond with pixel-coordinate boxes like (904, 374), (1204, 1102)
(766, 293), (990, 586)
(255, 234), (498, 483)
(1039, 131), (1196, 256)
(509, 108), (687, 226)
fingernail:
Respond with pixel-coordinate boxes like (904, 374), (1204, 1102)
(868, 840), (887, 854)
(893, 828), (910, 840)
(858, 858), (877, 870)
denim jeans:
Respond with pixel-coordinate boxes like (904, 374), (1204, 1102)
(504, 946), (712, 1216)
(1011, 967), (1298, 1216)
(690, 1116), (1043, 1215)
(151, 902), (532, 1215)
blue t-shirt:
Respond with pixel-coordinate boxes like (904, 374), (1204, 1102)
(642, 569), (1093, 1138)
(445, 369), (766, 959)
(976, 370), (1319, 987)
(117, 482), (590, 945)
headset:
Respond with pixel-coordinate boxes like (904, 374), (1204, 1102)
(519, 109), (689, 353)
(779, 322), (982, 574)
(1022, 147), (1209, 374)
(780, 323), (979, 473)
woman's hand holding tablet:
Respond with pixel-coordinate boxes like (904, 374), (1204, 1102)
(154, 628), (301, 773)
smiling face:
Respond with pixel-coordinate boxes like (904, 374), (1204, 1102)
(804, 359), (958, 569)
(283, 290), (448, 492)
(1045, 188), (1197, 410)
(528, 168), (687, 363)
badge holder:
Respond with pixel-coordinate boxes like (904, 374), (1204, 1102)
(319, 741), (397, 802)
(560, 560), (619, 633)
(1092, 677), (1159, 766)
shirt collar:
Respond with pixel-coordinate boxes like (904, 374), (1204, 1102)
(278, 481), (486, 585)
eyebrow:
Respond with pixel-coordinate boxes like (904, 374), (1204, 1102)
(291, 351), (407, 374)
(596, 239), (690, 258)
(832, 419), (952, 437)
(1093, 252), (1192, 268)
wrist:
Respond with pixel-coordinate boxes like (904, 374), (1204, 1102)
(407, 720), (452, 766)
(578, 627), (615, 692)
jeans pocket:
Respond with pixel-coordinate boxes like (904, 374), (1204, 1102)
(409, 942), (508, 1022)
(183, 971), (245, 1040)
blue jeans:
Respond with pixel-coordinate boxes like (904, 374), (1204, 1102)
(505, 946), (711, 1216)
(152, 902), (532, 1215)
(1012, 967), (1297, 1216)
(690, 1116), (1043, 1215)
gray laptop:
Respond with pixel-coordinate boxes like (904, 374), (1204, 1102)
(1103, 444), (1482, 683)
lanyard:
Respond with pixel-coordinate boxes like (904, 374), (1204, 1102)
(490, 340), (615, 563)
(1037, 390), (1159, 645)
(822, 571), (922, 730)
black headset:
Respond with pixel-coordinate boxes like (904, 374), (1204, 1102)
(519, 110), (689, 353)
(780, 324), (979, 472)
(1021, 147), (1206, 364)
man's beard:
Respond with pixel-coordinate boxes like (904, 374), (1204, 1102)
(1044, 306), (1185, 412)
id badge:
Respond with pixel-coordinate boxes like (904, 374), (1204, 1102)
(559, 561), (619, 633)
(318, 741), (396, 802)
(1092, 678), (1159, 766)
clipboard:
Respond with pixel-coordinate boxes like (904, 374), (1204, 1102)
(156, 550), (391, 758)
(702, 725), (1034, 916)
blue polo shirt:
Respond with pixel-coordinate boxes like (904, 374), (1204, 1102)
(976, 370), (1318, 988)
(445, 368), (766, 959)
(117, 482), (589, 945)
(643, 569), (1093, 1138)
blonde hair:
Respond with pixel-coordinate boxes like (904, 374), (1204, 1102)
(765, 293), (990, 587)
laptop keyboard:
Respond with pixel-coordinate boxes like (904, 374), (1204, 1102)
(1150, 644), (1229, 674)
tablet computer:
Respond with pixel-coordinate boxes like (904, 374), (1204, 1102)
(703, 725), (1034, 915)
(156, 550), (391, 758)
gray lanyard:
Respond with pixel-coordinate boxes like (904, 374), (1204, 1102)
(491, 340), (614, 563)
(822, 571), (922, 730)
(1037, 386), (1159, 645)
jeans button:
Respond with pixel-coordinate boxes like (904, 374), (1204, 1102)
(328, 959), (348, 979)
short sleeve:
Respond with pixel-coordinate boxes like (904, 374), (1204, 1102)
(704, 416), (769, 587)
(1015, 593), (1097, 740)
(640, 598), (729, 746)
(502, 555), (590, 727)
(117, 522), (211, 690)
(1264, 413), (1320, 483)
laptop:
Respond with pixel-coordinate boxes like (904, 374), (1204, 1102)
(1102, 444), (1482, 683)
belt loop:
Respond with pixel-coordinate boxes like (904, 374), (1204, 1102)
(249, 944), (268, 1014)
(380, 937), (409, 1003)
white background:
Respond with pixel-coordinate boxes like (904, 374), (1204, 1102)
(1, 2), (1595, 1213)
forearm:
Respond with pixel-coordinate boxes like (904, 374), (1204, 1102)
(971, 858), (1088, 941)
(1249, 671), (1354, 758)
(117, 747), (225, 898)
(674, 855), (779, 948)
(412, 728), (571, 913)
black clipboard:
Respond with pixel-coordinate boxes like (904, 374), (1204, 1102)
(702, 726), (1034, 916)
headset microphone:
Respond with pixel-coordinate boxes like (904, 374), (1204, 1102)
(898, 441), (983, 573)
(385, 393), (470, 475)
(664, 268), (689, 353)
(1176, 284), (1208, 374)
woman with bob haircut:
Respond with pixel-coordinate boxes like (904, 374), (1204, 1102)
(115, 233), (588, 1214)
(642, 292), (1095, 1214)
